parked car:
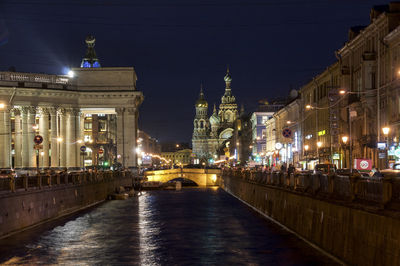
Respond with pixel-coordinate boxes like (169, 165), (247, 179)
(0, 169), (16, 178)
(336, 168), (369, 177)
(313, 164), (337, 175)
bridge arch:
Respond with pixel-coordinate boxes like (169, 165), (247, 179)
(144, 168), (221, 186)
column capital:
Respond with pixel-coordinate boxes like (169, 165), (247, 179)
(27, 106), (36, 115)
(57, 107), (66, 116)
(12, 108), (21, 116)
(49, 107), (58, 116)
(38, 107), (50, 116)
(116, 107), (125, 115)
(126, 107), (137, 115)
(64, 108), (80, 116)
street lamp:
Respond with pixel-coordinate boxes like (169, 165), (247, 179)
(304, 145), (309, 169)
(0, 103), (5, 109)
(342, 136), (348, 168)
(317, 141), (322, 163)
(382, 127), (390, 168)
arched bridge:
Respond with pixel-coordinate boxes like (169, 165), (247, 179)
(144, 168), (221, 186)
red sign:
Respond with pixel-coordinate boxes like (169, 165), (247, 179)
(282, 128), (292, 138)
(354, 159), (372, 171)
(98, 149), (104, 154)
(34, 135), (43, 145)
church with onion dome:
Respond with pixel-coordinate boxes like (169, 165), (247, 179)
(192, 68), (238, 163)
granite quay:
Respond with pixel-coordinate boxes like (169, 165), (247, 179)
(221, 169), (400, 265)
(0, 170), (136, 239)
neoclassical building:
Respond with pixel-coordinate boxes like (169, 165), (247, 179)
(192, 69), (238, 162)
(0, 36), (143, 170)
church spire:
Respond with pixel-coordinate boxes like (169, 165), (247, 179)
(196, 84), (208, 108)
(81, 35), (101, 68)
(224, 65), (232, 93)
(213, 103), (217, 115)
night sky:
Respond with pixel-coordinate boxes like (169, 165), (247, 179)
(0, 0), (391, 143)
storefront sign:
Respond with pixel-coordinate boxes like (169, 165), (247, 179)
(332, 153), (340, 160)
(318, 130), (326, 136)
(354, 159), (372, 170)
(377, 142), (386, 150)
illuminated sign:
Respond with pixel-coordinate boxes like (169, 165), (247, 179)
(318, 130), (326, 136)
(305, 134), (313, 139)
(332, 153), (340, 160)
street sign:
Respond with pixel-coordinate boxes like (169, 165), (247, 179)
(354, 159), (372, 171)
(99, 149), (104, 154)
(34, 135), (43, 145)
(80, 145), (87, 152)
(282, 128), (292, 138)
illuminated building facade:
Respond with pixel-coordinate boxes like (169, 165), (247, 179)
(0, 37), (143, 170)
(192, 69), (238, 163)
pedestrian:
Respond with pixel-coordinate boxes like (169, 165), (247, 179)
(281, 164), (286, 172)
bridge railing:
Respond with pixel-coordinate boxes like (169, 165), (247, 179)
(0, 171), (135, 194)
(223, 169), (400, 210)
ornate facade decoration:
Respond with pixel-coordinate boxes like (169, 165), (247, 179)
(192, 69), (238, 162)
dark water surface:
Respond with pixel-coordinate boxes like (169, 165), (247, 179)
(0, 188), (338, 265)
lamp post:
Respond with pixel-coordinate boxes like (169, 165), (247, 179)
(304, 144), (309, 170)
(317, 141), (322, 163)
(342, 136), (348, 168)
(382, 127), (390, 169)
(57, 137), (62, 167)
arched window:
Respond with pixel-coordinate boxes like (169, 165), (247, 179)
(200, 121), (204, 128)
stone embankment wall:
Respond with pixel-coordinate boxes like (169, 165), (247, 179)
(0, 171), (134, 239)
(221, 171), (400, 266)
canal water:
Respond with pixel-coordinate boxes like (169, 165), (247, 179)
(0, 188), (337, 265)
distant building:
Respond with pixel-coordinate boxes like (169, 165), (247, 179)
(161, 149), (192, 165)
(192, 68), (238, 163)
(137, 130), (161, 166)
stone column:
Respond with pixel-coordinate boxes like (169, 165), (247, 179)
(66, 108), (77, 169)
(116, 108), (125, 166)
(50, 107), (58, 168)
(124, 107), (138, 168)
(0, 109), (4, 168)
(21, 107), (29, 168)
(75, 111), (83, 168)
(13, 109), (22, 169)
(4, 108), (11, 168)
(58, 108), (66, 168)
(39, 107), (50, 168)
(27, 107), (36, 168)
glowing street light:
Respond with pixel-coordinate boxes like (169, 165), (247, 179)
(339, 89), (346, 95)
(317, 141), (322, 148)
(342, 136), (348, 144)
(67, 70), (75, 78)
(77, 139), (83, 144)
(304, 145), (309, 151)
(57, 137), (63, 142)
(0, 103), (5, 109)
(305, 104), (312, 110)
(382, 127), (390, 136)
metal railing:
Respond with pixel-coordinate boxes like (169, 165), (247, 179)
(0, 171), (134, 194)
(223, 169), (399, 210)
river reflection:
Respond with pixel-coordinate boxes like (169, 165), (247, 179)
(0, 188), (337, 265)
